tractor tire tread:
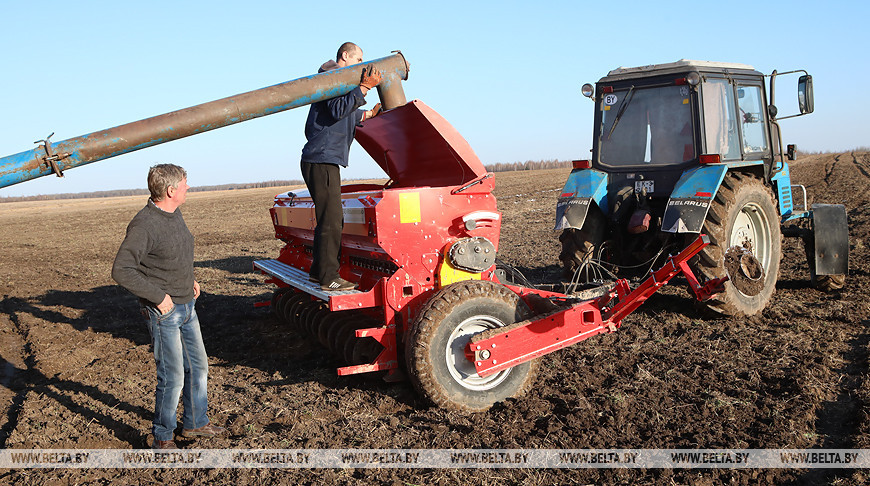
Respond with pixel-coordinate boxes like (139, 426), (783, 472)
(692, 172), (781, 317)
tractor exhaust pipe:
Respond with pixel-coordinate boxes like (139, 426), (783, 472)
(0, 52), (409, 189)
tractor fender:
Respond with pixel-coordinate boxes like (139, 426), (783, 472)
(809, 204), (849, 276)
(554, 169), (608, 231)
(661, 165), (729, 233)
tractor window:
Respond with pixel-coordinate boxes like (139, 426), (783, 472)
(598, 84), (694, 167)
(737, 85), (769, 154)
(702, 79), (740, 160)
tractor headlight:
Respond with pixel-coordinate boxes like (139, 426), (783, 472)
(686, 72), (701, 86)
(581, 83), (594, 98)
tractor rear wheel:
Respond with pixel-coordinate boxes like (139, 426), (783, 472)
(558, 206), (606, 280)
(404, 280), (537, 412)
(692, 172), (781, 317)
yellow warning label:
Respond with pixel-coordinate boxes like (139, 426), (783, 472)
(399, 192), (421, 223)
(438, 262), (481, 286)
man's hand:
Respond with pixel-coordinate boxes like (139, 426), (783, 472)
(157, 294), (174, 315)
(360, 65), (382, 90)
(193, 280), (201, 299)
(362, 103), (382, 121)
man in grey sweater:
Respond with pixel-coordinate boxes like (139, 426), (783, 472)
(112, 164), (225, 449)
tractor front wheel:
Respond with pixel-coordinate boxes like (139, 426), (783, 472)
(404, 280), (537, 412)
(692, 172), (781, 317)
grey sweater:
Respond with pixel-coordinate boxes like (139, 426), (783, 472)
(112, 200), (195, 305)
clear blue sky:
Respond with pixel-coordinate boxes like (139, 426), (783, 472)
(2, 0), (867, 197)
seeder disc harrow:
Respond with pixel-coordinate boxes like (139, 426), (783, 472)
(270, 289), (387, 368)
(351, 336), (384, 366)
(325, 313), (355, 354)
(285, 294), (308, 328)
(271, 288), (291, 321)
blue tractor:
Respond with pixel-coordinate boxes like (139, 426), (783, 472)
(556, 60), (848, 317)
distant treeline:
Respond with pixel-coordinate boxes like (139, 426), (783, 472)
(0, 180), (304, 204)
(484, 159), (572, 172)
(1, 161), (578, 203)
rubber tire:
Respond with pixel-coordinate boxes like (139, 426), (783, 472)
(692, 172), (781, 317)
(558, 206), (606, 280)
(404, 280), (537, 412)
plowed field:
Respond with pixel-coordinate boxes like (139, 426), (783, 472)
(1, 152), (868, 484)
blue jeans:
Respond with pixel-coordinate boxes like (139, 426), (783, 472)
(143, 299), (209, 441)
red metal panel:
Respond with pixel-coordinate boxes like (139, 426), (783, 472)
(355, 100), (489, 188)
(470, 302), (608, 377)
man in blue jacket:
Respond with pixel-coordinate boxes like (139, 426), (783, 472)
(301, 42), (381, 291)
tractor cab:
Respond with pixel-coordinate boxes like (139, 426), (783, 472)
(587, 61), (772, 210)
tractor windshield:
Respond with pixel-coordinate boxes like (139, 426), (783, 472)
(598, 84), (695, 167)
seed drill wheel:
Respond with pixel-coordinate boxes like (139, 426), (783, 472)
(692, 172), (781, 317)
(404, 280), (538, 412)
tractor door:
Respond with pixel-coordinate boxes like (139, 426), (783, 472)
(701, 77), (772, 171)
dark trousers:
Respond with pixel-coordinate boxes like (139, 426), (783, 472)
(301, 161), (343, 283)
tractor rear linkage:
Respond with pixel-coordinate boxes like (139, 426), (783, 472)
(467, 234), (726, 377)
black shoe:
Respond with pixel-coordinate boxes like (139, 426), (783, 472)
(321, 277), (356, 291)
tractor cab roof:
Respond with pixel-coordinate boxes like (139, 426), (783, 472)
(602, 59), (762, 82)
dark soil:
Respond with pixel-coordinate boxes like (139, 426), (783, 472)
(1, 152), (868, 485)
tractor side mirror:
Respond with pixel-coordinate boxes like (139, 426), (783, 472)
(798, 75), (814, 114)
(787, 144), (797, 161)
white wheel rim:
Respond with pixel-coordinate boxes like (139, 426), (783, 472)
(730, 201), (772, 278)
(445, 315), (512, 391)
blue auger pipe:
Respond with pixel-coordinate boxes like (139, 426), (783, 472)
(0, 52), (409, 189)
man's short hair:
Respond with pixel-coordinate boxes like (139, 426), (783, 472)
(336, 42), (360, 62)
(148, 164), (187, 201)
